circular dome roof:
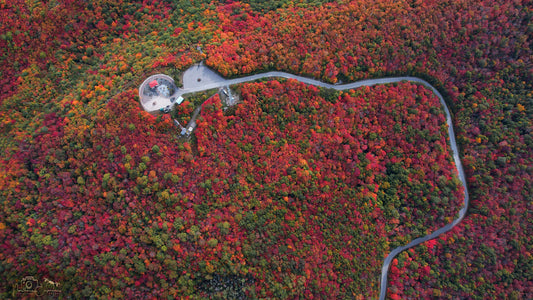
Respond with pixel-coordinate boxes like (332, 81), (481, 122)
(139, 74), (179, 113)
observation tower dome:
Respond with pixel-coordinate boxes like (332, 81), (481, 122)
(139, 74), (182, 114)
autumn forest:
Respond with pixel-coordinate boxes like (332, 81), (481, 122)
(0, 0), (531, 299)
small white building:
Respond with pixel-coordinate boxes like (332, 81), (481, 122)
(139, 74), (183, 114)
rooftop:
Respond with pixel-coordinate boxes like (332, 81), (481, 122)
(139, 74), (182, 114)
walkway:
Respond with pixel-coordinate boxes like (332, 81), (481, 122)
(178, 64), (469, 300)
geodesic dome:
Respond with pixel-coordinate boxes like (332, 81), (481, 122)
(139, 74), (180, 114)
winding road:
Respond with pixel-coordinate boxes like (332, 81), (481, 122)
(175, 64), (470, 299)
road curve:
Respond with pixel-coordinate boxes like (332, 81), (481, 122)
(178, 64), (470, 300)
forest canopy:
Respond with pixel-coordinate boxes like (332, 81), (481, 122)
(0, 0), (531, 298)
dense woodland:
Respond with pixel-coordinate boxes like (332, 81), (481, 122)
(0, 0), (531, 299)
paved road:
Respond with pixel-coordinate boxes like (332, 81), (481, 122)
(178, 64), (469, 300)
